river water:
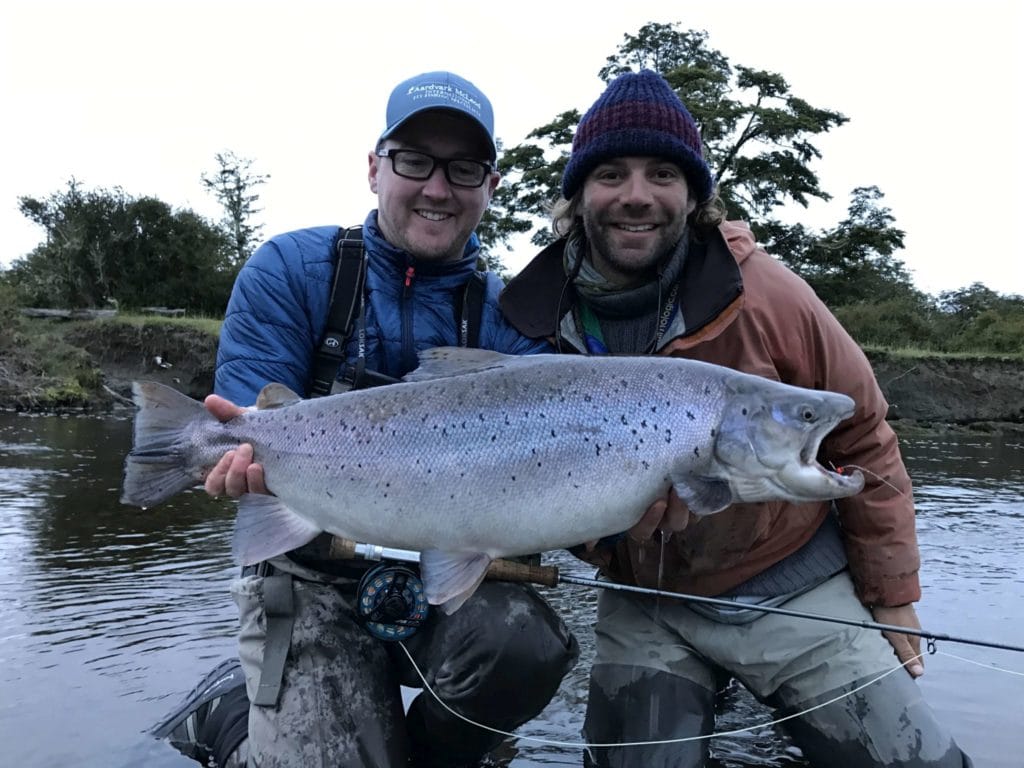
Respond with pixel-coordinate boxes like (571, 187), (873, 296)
(0, 412), (1021, 767)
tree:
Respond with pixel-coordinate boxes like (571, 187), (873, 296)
(486, 23), (849, 255)
(201, 151), (269, 266)
(9, 179), (235, 313)
(777, 186), (915, 306)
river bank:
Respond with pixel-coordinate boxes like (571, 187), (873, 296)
(1, 316), (1022, 434)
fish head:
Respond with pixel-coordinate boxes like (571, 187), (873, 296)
(705, 378), (865, 510)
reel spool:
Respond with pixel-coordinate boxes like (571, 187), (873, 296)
(355, 562), (430, 641)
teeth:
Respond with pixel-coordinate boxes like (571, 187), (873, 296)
(618, 224), (655, 232)
(418, 211), (449, 221)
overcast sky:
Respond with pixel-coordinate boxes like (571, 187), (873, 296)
(2, 0), (1021, 295)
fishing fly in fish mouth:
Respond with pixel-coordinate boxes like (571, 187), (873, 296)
(122, 347), (863, 613)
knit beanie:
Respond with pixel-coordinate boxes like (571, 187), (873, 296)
(561, 69), (714, 203)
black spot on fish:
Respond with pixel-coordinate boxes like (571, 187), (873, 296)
(584, 394), (593, 403)
(642, 461), (650, 470)
(657, 372), (664, 380)
(641, 420), (648, 428)
(596, 445), (602, 456)
(537, 462), (542, 468)
(742, 408), (748, 415)
(491, 434), (497, 442)
(551, 429), (557, 437)
(710, 428), (716, 437)
(620, 415), (628, 425)
(511, 475), (516, 482)
(686, 410), (695, 420)
(693, 446), (700, 457)
(326, 490), (333, 498)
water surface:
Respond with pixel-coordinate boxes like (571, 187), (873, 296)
(0, 413), (1020, 766)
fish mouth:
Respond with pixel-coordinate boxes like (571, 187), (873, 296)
(794, 406), (864, 493)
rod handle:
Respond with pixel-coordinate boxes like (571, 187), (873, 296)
(327, 537), (359, 559)
(485, 559), (560, 587)
(326, 536), (560, 587)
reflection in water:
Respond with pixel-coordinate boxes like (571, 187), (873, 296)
(0, 414), (1021, 767)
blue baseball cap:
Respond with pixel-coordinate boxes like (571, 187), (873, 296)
(379, 71), (497, 160)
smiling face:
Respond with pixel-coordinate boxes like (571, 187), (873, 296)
(368, 110), (499, 263)
(580, 156), (697, 286)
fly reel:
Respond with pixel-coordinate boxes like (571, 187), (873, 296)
(355, 562), (430, 641)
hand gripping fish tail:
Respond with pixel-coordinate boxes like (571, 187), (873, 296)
(120, 349), (865, 613)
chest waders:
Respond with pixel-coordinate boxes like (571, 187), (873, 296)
(252, 226), (489, 706)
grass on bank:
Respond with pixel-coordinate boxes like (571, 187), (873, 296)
(0, 309), (222, 409)
(862, 344), (1024, 362)
(1, 295), (1021, 411)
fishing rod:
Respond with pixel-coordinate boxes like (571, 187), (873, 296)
(329, 537), (1024, 653)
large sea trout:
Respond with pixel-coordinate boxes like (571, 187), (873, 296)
(122, 348), (864, 611)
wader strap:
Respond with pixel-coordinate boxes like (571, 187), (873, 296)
(252, 573), (296, 707)
(309, 226), (366, 397)
(457, 270), (487, 348)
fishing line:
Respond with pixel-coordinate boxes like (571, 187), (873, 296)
(397, 643), (928, 748)
(936, 650), (1024, 677)
(829, 461), (905, 496)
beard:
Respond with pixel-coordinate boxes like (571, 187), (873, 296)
(581, 208), (687, 283)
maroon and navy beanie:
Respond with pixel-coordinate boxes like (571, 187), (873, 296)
(561, 69), (714, 203)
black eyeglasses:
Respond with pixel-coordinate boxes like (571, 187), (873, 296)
(376, 149), (494, 189)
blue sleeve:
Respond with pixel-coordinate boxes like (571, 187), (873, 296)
(214, 235), (329, 404)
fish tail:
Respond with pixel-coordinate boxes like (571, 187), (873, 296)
(121, 381), (211, 508)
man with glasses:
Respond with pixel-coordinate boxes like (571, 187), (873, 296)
(154, 71), (579, 768)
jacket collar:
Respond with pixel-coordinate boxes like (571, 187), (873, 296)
(500, 225), (745, 349)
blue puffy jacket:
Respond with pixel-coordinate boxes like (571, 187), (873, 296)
(215, 211), (549, 404)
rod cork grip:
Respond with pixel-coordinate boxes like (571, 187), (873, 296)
(485, 559), (560, 587)
(327, 536), (359, 559)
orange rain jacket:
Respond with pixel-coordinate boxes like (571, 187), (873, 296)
(500, 220), (921, 608)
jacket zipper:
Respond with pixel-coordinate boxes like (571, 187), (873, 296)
(400, 265), (416, 373)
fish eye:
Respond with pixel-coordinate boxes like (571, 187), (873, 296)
(801, 407), (816, 421)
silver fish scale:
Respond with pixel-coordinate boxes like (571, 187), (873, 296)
(213, 355), (730, 558)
